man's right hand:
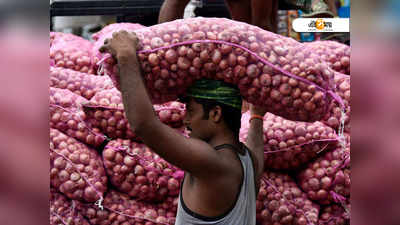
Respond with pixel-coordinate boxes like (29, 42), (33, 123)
(99, 30), (139, 65)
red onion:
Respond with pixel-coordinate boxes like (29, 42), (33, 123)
(50, 128), (108, 202)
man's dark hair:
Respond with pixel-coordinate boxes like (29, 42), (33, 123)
(192, 98), (242, 137)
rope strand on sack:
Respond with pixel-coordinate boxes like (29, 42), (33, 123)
(263, 138), (338, 154)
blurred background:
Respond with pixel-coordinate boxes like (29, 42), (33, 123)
(0, 0), (400, 224)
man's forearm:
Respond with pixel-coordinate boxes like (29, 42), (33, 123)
(158, 0), (190, 23)
(118, 55), (157, 131)
(246, 118), (264, 180)
(247, 120), (264, 151)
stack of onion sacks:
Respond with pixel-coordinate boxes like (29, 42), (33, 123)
(240, 111), (338, 170)
(96, 17), (339, 123)
(50, 128), (108, 203)
(102, 139), (184, 201)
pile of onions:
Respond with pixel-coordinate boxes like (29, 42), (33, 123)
(50, 87), (106, 147)
(96, 17), (338, 122)
(50, 188), (90, 225)
(297, 144), (350, 205)
(256, 171), (319, 225)
(322, 72), (350, 133)
(102, 139), (184, 201)
(318, 203), (350, 225)
(50, 32), (82, 47)
(50, 128), (108, 202)
(77, 189), (178, 225)
(240, 111), (337, 170)
(50, 67), (114, 100)
(50, 32), (96, 74)
(304, 41), (350, 75)
(83, 88), (185, 140)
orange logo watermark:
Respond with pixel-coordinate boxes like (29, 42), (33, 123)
(315, 19), (325, 30)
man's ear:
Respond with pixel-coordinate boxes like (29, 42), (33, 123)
(209, 106), (222, 123)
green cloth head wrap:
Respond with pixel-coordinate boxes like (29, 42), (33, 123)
(185, 79), (242, 110)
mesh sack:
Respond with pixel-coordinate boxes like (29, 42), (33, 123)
(92, 23), (145, 41)
(50, 32), (81, 47)
(322, 72), (350, 133)
(318, 203), (350, 225)
(92, 23), (146, 73)
(304, 41), (350, 75)
(297, 141), (350, 206)
(240, 111), (338, 170)
(50, 32), (96, 74)
(77, 189), (178, 225)
(96, 17), (342, 123)
(83, 88), (186, 140)
(102, 139), (184, 201)
(50, 67), (114, 100)
(256, 171), (320, 225)
(50, 87), (106, 147)
(50, 128), (108, 203)
(50, 188), (91, 225)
